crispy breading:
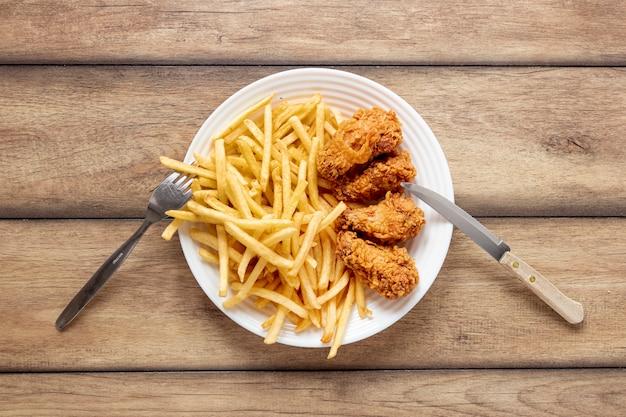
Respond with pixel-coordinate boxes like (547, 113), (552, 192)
(337, 191), (425, 245)
(336, 231), (419, 299)
(317, 108), (402, 181)
(332, 151), (416, 203)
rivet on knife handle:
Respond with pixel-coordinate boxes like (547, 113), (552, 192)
(500, 251), (584, 324)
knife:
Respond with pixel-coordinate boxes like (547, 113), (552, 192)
(401, 182), (584, 324)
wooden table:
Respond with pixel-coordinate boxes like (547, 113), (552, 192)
(1, 1), (625, 415)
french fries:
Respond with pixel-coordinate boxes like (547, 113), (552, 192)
(161, 93), (371, 358)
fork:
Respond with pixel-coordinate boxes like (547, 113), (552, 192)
(56, 172), (193, 330)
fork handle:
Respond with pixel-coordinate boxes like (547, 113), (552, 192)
(56, 219), (154, 330)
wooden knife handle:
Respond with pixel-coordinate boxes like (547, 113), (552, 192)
(500, 251), (584, 324)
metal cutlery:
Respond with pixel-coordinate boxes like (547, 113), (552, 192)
(402, 182), (584, 324)
(56, 172), (193, 330)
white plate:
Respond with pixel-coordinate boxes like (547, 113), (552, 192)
(179, 68), (454, 347)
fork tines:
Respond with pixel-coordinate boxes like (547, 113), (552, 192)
(173, 172), (194, 194)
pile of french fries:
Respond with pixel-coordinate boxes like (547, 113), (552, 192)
(160, 93), (371, 359)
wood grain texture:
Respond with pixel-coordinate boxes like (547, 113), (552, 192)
(499, 251), (585, 324)
(1, 217), (623, 372)
(1, 66), (625, 219)
(3, 1), (624, 415)
(1, 369), (625, 416)
(1, 0), (625, 65)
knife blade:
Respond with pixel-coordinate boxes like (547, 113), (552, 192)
(401, 182), (584, 324)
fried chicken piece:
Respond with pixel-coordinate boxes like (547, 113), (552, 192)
(337, 191), (425, 245)
(336, 231), (419, 299)
(332, 150), (416, 203)
(317, 108), (403, 181)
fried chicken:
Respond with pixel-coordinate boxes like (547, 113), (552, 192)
(317, 108), (403, 181)
(332, 150), (416, 203)
(337, 191), (425, 245)
(336, 231), (419, 299)
(316, 107), (422, 300)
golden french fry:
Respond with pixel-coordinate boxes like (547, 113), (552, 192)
(294, 318), (313, 333)
(238, 229), (263, 281)
(274, 93), (321, 140)
(197, 176), (217, 189)
(161, 218), (185, 241)
(190, 228), (243, 264)
(330, 107), (344, 125)
(236, 138), (262, 181)
(271, 167), (283, 218)
(289, 116), (312, 152)
(224, 221), (294, 270)
(299, 265), (321, 310)
(160, 94), (375, 358)
(317, 270), (350, 305)
(190, 178), (203, 198)
(214, 138), (227, 204)
(222, 258), (268, 308)
(185, 199), (237, 224)
(323, 120), (337, 138)
(243, 119), (264, 145)
(159, 156), (215, 180)
(225, 167), (253, 219)
(193, 152), (214, 170)
(226, 155), (248, 173)
(355, 279), (372, 319)
(282, 171), (308, 220)
(212, 93), (274, 141)
(273, 102), (301, 133)
(260, 228), (299, 253)
(316, 102), (325, 147)
(264, 284), (294, 344)
(308, 306), (322, 329)
(287, 211), (324, 278)
(317, 230), (334, 290)
(307, 135), (321, 210)
(327, 276), (356, 359)
(216, 224), (229, 297)
(253, 276), (281, 310)
(231, 217), (294, 231)
(204, 195), (240, 217)
(320, 297), (337, 344)
(237, 183), (268, 218)
(198, 247), (219, 265)
(264, 304), (288, 344)
(230, 281), (308, 319)
(259, 103), (273, 191)
(193, 189), (218, 201)
(165, 209), (202, 222)
(277, 141), (291, 218)
(319, 201), (347, 231)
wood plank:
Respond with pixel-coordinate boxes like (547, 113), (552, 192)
(1, 66), (625, 218)
(1, 369), (624, 416)
(1, 217), (623, 372)
(1, 1), (625, 65)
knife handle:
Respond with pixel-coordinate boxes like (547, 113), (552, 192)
(499, 251), (584, 324)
